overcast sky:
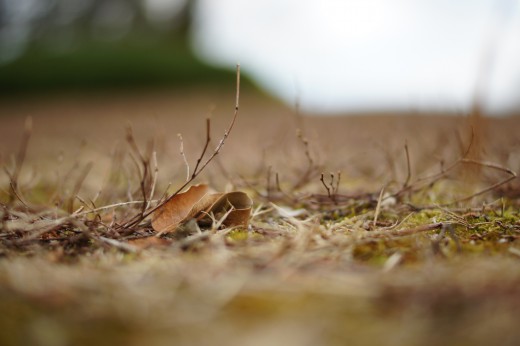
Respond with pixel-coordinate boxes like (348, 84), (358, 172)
(191, 0), (520, 114)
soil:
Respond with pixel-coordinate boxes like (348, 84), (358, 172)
(1, 88), (520, 346)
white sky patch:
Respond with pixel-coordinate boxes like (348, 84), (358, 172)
(192, 0), (520, 114)
(486, 3), (520, 111)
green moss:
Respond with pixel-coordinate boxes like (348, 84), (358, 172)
(227, 229), (250, 242)
(226, 229), (264, 243)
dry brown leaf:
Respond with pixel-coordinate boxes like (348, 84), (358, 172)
(200, 191), (253, 228)
(151, 184), (210, 234)
(191, 192), (222, 216)
(152, 184), (252, 234)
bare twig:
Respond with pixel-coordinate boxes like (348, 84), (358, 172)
(390, 129), (478, 201)
(275, 172), (282, 192)
(7, 182), (30, 208)
(463, 127), (475, 158)
(266, 165), (272, 200)
(192, 117), (211, 178)
(442, 159), (517, 206)
(329, 172), (337, 204)
(320, 173), (331, 199)
(293, 129), (317, 190)
(125, 126), (147, 163)
(6, 117), (32, 205)
(76, 200), (159, 217)
(75, 195), (95, 212)
(120, 64), (241, 230)
(403, 141), (412, 188)
(334, 171), (341, 196)
(408, 157), (516, 209)
(318, 172), (339, 205)
(67, 162), (93, 213)
(178, 134), (190, 181)
(190, 66), (240, 177)
(125, 126), (156, 220)
(373, 184), (386, 226)
(367, 222), (443, 239)
(146, 151), (159, 210)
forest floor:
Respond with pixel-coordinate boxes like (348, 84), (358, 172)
(1, 88), (520, 346)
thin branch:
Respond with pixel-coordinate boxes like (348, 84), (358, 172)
(139, 158), (150, 216)
(146, 151), (159, 210)
(293, 128), (317, 190)
(442, 159), (517, 206)
(178, 134), (190, 181)
(191, 65), (240, 176)
(403, 141), (412, 188)
(75, 195), (95, 211)
(367, 222), (444, 239)
(7, 117), (32, 205)
(320, 173), (331, 199)
(329, 172), (337, 204)
(125, 127), (156, 221)
(192, 117), (211, 178)
(275, 172), (282, 192)
(120, 64), (241, 230)
(373, 184), (386, 226)
(391, 129), (477, 200)
(463, 127), (475, 158)
(266, 165), (272, 200)
(75, 200), (160, 216)
(67, 162), (93, 213)
(8, 182), (30, 208)
(125, 126), (146, 163)
(334, 171), (341, 196)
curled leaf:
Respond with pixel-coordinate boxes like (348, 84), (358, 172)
(151, 184), (210, 234)
(151, 184), (253, 235)
(200, 191), (253, 228)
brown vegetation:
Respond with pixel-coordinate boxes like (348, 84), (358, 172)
(1, 72), (520, 345)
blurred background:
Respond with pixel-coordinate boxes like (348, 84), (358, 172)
(0, 0), (519, 115)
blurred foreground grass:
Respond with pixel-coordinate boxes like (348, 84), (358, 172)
(1, 252), (519, 346)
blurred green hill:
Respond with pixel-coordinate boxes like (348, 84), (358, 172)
(0, 0), (251, 95)
(0, 39), (243, 94)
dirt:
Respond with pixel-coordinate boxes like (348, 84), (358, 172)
(1, 88), (520, 346)
(2, 88), (518, 187)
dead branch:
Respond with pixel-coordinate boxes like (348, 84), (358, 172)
(5, 117), (32, 206)
(320, 173), (331, 199)
(334, 171), (341, 196)
(373, 184), (386, 226)
(367, 222), (443, 239)
(266, 165), (272, 200)
(292, 129), (318, 190)
(390, 129), (476, 200)
(442, 159), (517, 206)
(191, 117), (211, 179)
(178, 133), (190, 181)
(125, 126), (156, 220)
(403, 141), (412, 188)
(67, 162), (93, 213)
(125, 126), (147, 163)
(120, 64), (241, 231)
(146, 151), (159, 211)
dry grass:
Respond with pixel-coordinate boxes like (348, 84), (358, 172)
(1, 85), (520, 346)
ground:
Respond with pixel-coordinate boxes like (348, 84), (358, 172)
(1, 88), (520, 346)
